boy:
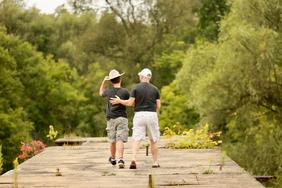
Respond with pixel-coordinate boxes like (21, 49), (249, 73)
(99, 69), (130, 168)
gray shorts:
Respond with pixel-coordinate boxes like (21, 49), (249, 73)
(132, 112), (160, 142)
(106, 117), (129, 143)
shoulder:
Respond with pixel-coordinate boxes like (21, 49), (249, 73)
(120, 87), (129, 93)
(120, 87), (129, 91)
(105, 88), (114, 92)
(102, 88), (111, 97)
(105, 87), (115, 93)
(150, 83), (160, 91)
(134, 83), (142, 87)
(130, 84), (141, 96)
(132, 83), (142, 90)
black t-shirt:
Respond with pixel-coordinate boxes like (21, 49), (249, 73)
(102, 87), (130, 120)
(130, 82), (160, 112)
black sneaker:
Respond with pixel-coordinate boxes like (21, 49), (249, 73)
(108, 157), (116, 165)
(129, 161), (137, 169)
(118, 159), (125, 169)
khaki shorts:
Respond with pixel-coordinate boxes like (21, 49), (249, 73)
(106, 117), (129, 143)
(132, 112), (160, 142)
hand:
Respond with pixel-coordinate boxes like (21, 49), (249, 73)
(104, 76), (109, 81)
(110, 95), (121, 105)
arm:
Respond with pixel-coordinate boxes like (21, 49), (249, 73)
(111, 96), (135, 107)
(99, 77), (107, 96)
(156, 88), (161, 111)
(156, 99), (161, 111)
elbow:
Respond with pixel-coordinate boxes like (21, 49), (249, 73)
(126, 101), (133, 107)
(157, 105), (161, 110)
(130, 100), (136, 107)
(156, 100), (161, 110)
(99, 89), (104, 96)
(126, 98), (135, 107)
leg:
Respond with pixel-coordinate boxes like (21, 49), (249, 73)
(116, 117), (128, 168)
(129, 140), (140, 169)
(116, 140), (124, 159)
(106, 119), (117, 165)
(130, 113), (146, 169)
(116, 117), (129, 159)
(110, 141), (116, 159)
(150, 139), (158, 163)
(147, 112), (160, 167)
(116, 140), (125, 168)
(131, 140), (140, 162)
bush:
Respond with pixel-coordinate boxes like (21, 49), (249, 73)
(18, 140), (45, 162)
(164, 123), (222, 149)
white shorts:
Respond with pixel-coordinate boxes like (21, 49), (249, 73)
(132, 112), (160, 142)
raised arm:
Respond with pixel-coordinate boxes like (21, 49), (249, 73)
(99, 77), (107, 96)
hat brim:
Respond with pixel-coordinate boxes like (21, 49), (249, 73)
(105, 72), (125, 80)
(138, 72), (151, 78)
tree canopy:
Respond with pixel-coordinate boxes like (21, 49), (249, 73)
(0, 0), (281, 186)
(177, 0), (282, 183)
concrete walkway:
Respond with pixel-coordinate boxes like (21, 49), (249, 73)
(0, 137), (264, 188)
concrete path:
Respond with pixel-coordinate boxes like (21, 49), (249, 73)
(0, 137), (264, 188)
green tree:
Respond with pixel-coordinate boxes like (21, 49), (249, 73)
(159, 81), (199, 133)
(0, 0), (201, 87)
(67, 0), (94, 14)
(75, 63), (109, 136)
(97, 0), (201, 85)
(0, 0), (25, 34)
(0, 108), (33, 172)
(0, 31), (33, 171)
(0, 29), (89, 171)
(177, 0), (282, 186)
(25, 58), (86, 138)
(197, 0), (230, 41)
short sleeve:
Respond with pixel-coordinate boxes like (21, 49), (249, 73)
(121, 89), (130, 100)
(130, 86), (137, 98)
(102, 89), (109, 97)
(125, 90), (130, 100)
(156, 89), (160, 100)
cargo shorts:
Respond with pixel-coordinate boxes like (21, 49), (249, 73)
(106, 117), (129, 143)
(132, 112), (160, 142)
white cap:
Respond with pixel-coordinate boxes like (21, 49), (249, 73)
(138, 68), (152, 78)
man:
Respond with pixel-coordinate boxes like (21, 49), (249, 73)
(111, 68), (161, 169)
(99, 69), (130, 169)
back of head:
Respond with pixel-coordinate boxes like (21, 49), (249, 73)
(110, 76), (121, 84)
(138, 68), (152, 78)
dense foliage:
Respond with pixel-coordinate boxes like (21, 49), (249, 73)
(163, 124), (222, 149)
(0, 0), (280, 187)
(177, 0), (282, 186)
